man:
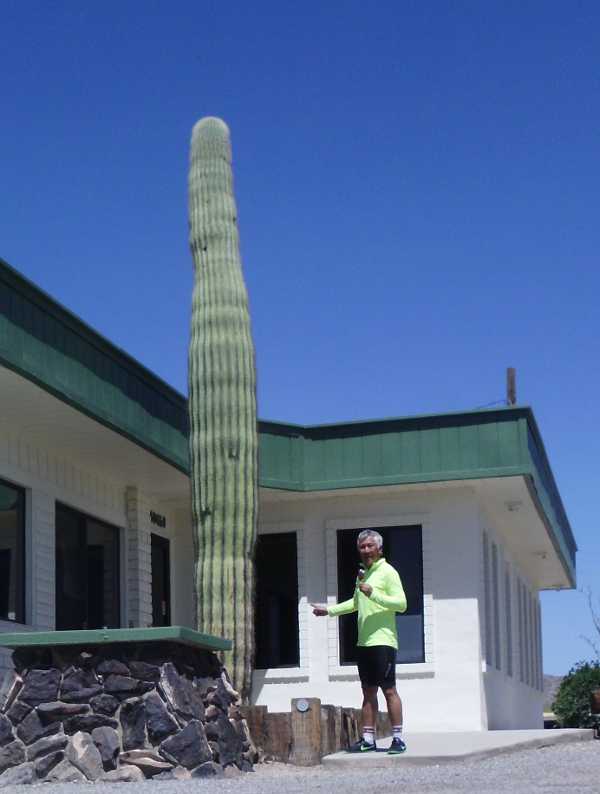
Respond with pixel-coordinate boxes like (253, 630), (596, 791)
(312, 529), (407, 754)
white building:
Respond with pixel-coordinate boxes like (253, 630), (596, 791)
(0, 256), (576, 730)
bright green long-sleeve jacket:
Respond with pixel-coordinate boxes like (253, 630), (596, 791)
(327, 557), (407, 649)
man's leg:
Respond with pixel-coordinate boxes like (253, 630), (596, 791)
(383, 685), (405, 753)
(382, 685), (402, 725)
(361, 685), (379, 729)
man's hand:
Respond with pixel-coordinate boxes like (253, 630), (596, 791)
(311, 603), (328, 617)
(358, 582), (372, 597)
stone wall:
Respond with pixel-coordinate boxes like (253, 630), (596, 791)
(0, 642), (256, 785)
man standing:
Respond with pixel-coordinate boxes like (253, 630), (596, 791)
(312, 529), (407, 754)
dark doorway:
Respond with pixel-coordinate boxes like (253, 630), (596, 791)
(151, 534), (171, 627)
(55, 503), (120, 630)
(254, 532), (300, 668)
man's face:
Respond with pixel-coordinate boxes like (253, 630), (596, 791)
(357, 536), (381, 568)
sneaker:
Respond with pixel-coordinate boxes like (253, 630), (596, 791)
(347, 738), (377, 753)
(387, 737), (406, 754)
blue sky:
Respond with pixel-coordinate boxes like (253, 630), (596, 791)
(1, 1), (599, 674)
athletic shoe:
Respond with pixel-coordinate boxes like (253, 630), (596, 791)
(347, 738), (377, 753)
(387, 737), (406, 754)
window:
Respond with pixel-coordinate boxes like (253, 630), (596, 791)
(55, 503), (120, 630)
(0, 478), (25, 623)
(483, 532), (492, 665)
(505, 563), (513, 677)
(517, 580), (525, 682)
(254, 532), (299, 668)
(491, 543), (501, 670)
(337, 525), (424, 665)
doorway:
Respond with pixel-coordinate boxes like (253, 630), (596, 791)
(151, 534), (171, 627)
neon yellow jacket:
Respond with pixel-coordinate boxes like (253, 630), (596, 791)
(327, 557), (407, 649)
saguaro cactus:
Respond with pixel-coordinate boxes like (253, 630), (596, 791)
(187, 117), (258, 701)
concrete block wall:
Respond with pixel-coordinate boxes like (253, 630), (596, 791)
(478, 505), (545, 728)
(253, 485), (488, 731)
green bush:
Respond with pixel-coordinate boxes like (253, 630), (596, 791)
(552, 661), (600, 727)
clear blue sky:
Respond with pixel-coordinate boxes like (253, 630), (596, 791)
(1, 1), (598, 675)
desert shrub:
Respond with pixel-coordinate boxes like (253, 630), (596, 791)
(552, 660), (600, 727)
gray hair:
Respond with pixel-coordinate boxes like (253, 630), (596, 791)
(356, 529), (383, 550)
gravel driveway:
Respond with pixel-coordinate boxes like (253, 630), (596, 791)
(0, 741), (598, 794)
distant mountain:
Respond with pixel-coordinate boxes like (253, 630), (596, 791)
(543, 674), (563, 712)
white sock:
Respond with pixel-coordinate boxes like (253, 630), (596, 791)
(392, 725), (403, 739)
(362, 727), (375, 745)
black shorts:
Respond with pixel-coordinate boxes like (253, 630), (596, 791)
(356, 645), (397, 689)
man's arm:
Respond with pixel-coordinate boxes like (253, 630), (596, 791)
(369, 568), (407, 612)
(327, 595), (358, 617)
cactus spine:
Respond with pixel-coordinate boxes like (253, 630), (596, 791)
(187, 117), (258, 701)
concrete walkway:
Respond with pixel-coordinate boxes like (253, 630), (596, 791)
(322, 729), (594, 767)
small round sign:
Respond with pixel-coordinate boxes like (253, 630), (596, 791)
(296, 698), (310, 713)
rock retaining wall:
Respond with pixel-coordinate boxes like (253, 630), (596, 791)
(0, 642), (256, 785)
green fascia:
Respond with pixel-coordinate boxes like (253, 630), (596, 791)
(0, 257), (189, 472)
(0, 257), (575, 584)
(0, 625), (232, 651)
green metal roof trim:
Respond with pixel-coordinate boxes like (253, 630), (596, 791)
(0, 258), (575, 583)
(0, 625), (232, 651)
(258, 407), (576, 586)
(0, 257), (190, 471)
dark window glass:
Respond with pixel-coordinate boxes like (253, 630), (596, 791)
(337, 525), (424, 665)
(151, 534), (171, 627)
(0, 479), (25, 623)
(254, 532), (299, 668)
(55, 503), (120, 630)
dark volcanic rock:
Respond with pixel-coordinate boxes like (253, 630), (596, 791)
(0, 760), (34, 786)
(120, 698), (146, 750)
(63, 713), (118, 735)
(205, 713), (244, 767)
(37, 701), (89, 723)
(0, 716), (13, 748)
(89, 693), (119, 716)
(66, 730), (103, 781)
(207, 677), (239, 712)
(129, 661), (160, 682)
(61, 668), (99, 697)
(159, 720), (212, 769)
(6, 700), (31, 726)
(91, 726), (120, 771)
(159, 663), (204, 720)
(194, 676), (218, 699)
(0, 740), (26, 774)
(45, 758), (87, 782)
(26, 732), (68, 761)
(104, 674), (153, 698)
(34, 750), (64, 779)
(119, 750), (172, 777)
(97, 659), (129, 677)
(62, 685), (103, 703)
(19, 669), (60, 706)
(75, 651), (96, 669)
(16, 710), (60, 745)
(145, 691), (178, 744)
(192, 761), (223, 778)
(0, 672), (22, 713)
(101, 764), (145, 782)
(154, 765), (191, 780)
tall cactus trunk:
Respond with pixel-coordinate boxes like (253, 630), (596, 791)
(187, 117), (258, 701)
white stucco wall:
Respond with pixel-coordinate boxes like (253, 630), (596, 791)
(478, 507), (544, 728)
(252, 484), (546, 731)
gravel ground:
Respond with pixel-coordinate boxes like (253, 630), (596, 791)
(1, 741), (598, 794)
